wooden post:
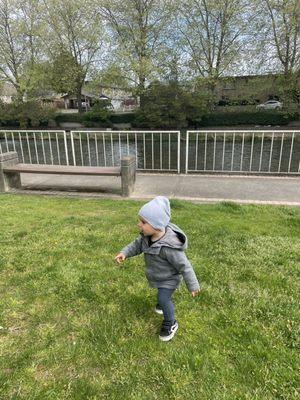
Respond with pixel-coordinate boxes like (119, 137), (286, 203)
(121, 155), (136, 197)
(0, 152), (21, 192)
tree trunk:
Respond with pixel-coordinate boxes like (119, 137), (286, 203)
(138, 76), (146, 109)
(76, 85), (83, 114)
(14, 83), (25, 104)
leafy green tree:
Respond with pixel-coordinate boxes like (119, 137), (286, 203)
(255, 0), (300, 109)
(98, 0), (173, 105)
(0, 0), (44, 102)
(82, 99), (113, 127)
(259, 0), (300, 76)
(0, 99), (56, 128)
(276, 72), (300, 109)
(42, 0), (104, 112)
(88, 64), (130, 95)
(174, 0), (251, 95)
(50, 50), (85, 96)
(134, 81), (212, 129)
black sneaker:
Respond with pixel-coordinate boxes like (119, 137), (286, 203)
(154, 304), (163, 315)
(159, 320), (178, 342)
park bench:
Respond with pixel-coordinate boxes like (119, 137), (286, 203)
(0, 152), (136, 197)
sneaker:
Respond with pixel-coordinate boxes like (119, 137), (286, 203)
(159, 320), (178, 342)
(154, 304), (163, 315)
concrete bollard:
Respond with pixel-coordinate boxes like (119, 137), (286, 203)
(121, 155), (136, 197)
(0, 151), (21, 192)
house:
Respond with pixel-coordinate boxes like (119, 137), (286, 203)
(60, 89), (96, 111)
(215, 74), (282, 104)
(37, 91), (65, 109)
(0, 80), (138, 112)
(97, 84), (138, 112)
(59, 84), (137, 112)
(0, 82), (17, 103)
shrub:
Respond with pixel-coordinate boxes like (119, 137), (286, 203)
(82, 100), (112, 127)
(217, 99), (259, 106)
(0, 101), (56, 128)
(55, 111), (134, 127)
(55, 113), (84, 123)
(197, 110), (298, 127)
(110, 113), (136, 124)
(132, 81), (212, 129)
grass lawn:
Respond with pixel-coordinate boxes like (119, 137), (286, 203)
(0, 195), (299, 400)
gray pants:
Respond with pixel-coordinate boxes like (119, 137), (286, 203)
(157, 288), (176, 323)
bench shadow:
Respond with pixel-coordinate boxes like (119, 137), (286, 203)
(22, 184), (122, 195)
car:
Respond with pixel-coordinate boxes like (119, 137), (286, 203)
(256, 100), (282, 110)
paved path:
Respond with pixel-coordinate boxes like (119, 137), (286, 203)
(15, 172), (300, 206)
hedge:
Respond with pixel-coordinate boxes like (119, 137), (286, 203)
(197, 111), (298, 127)
(110, 113), (136, 124)
(14, 110), (298, 129)
(55, 112), (136, 126)
(0, 101), (56, 128)
(55, 113), (84, 123)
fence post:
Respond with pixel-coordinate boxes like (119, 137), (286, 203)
(64, 131), (70, 166)
(177, 131), (181, 173)
(185, 131), (189, 174)
(0, 152), (21, 192)
(121, 155), (136, 197)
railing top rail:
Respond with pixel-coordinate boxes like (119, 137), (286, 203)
(71, 130), (180, 134)
(0, 130), (66, 133)
(187, 130), (300, 133)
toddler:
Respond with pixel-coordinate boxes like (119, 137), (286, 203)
(115, 196), (200, 342)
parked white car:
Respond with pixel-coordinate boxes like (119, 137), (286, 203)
(256, 100), (282, 110)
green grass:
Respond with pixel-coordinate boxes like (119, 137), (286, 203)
(0, 195), (299, 400)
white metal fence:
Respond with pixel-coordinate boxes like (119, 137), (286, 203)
(186, 130), (300, 175)
(69, 130), (180, 172)
(2, 129), (300, 175)
(0, 130), (181, 173)
(0, 130), (69, 165)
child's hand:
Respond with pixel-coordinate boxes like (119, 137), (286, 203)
(191, 289), (200, 297)
(115, 253), (126, 264)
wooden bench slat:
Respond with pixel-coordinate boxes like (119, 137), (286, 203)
(3, 164), (121, 176)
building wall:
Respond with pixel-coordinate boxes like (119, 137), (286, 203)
(215, 75), (280, 102)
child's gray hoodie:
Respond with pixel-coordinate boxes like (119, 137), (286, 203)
(121, 223), (200, 292)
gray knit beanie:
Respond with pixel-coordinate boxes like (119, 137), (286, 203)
(138, 196), (170, 230)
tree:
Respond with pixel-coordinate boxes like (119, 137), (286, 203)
(134, 81), (212, 129)
(260, 0), (300, 76)
(50, 50), (85, 95)
(175, 0), (251, 94)
(249, 1), (299, 106)
(0, 0), (44, 102)
(42, 0), (104, 112)
(98, 0), (173, 105)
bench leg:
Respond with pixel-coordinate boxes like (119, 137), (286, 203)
(0, 152), (21, 192)
(121, 156), (136, 197)
(4, 172), (22, 191)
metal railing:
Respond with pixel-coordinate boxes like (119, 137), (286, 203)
(0, 130), (69, 165)
(2, 129), (300, 176)
(186, 130), (300, 175)
(70, 130), (181, 173)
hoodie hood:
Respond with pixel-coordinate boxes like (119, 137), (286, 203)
(142, 222), (188, 252)
(138, 196), (170, 230)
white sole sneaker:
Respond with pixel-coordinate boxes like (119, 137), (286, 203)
(159, 322), (178, 342)
(154, 306), (163, 315)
